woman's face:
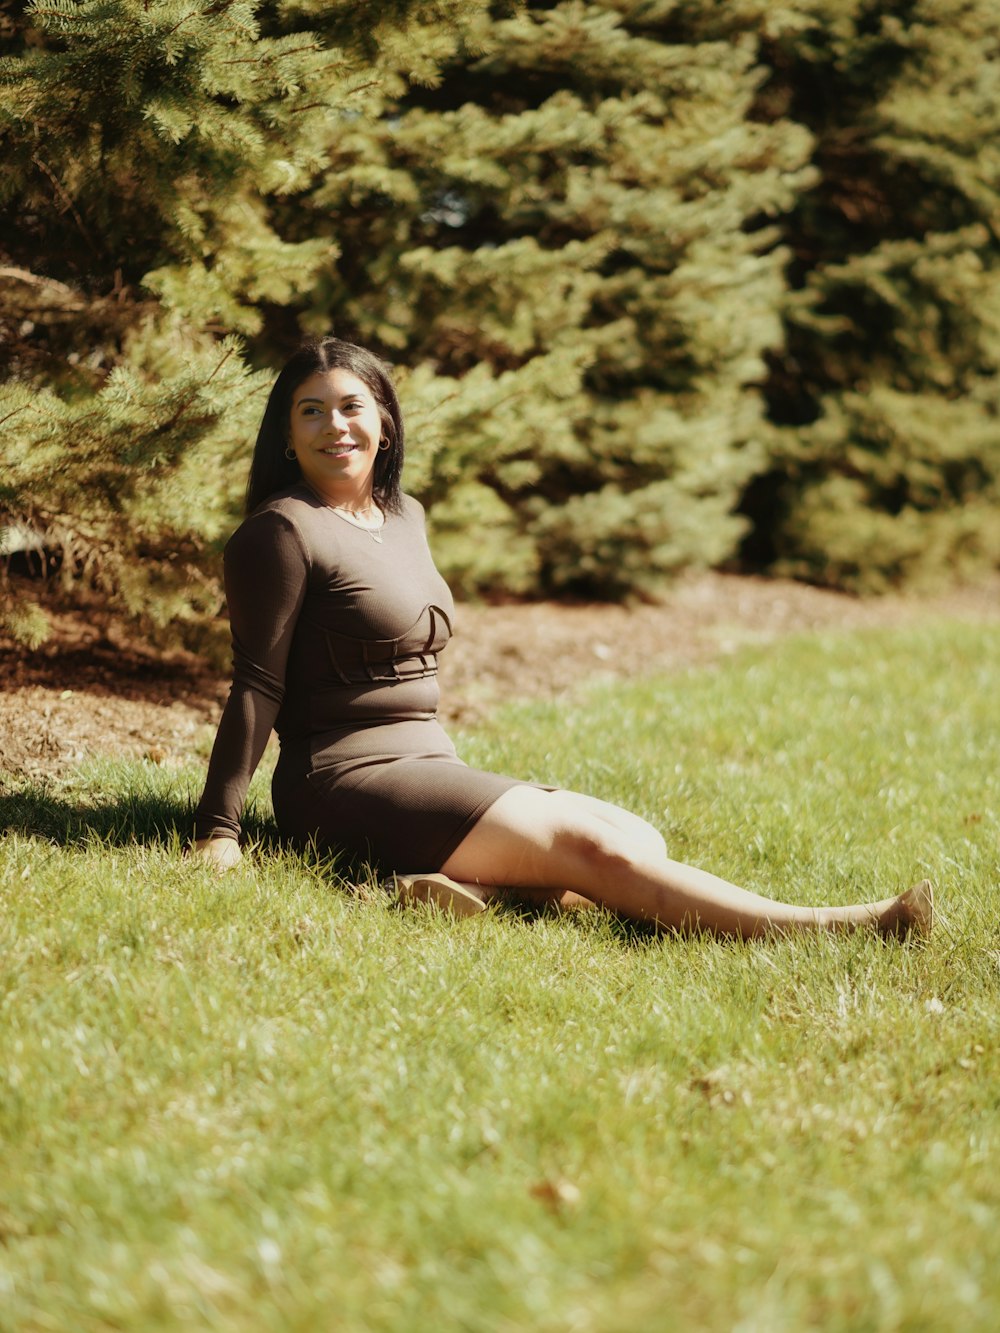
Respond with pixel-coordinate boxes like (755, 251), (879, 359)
(288, 368), (384, 505)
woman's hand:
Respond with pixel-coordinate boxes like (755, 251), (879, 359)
(189, 836), (243, 871)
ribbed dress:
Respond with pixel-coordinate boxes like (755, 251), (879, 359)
(193, 486), (526, 871)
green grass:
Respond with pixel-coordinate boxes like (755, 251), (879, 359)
(2, 621), (998, 1332)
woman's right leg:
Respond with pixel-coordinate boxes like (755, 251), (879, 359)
(397, 790), (646, 916)
(437, 790), (664, 914)
(439, 787), (932, 939)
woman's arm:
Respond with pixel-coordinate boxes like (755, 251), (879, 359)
(191, 507), (310, 857)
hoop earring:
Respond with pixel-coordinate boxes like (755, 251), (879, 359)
(284, 446), (296, 460)
(378, 439), (391, 452)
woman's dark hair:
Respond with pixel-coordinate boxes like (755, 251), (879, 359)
(245, 338), (405, 516)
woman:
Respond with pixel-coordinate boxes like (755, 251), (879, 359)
(192, 338), (934, 939)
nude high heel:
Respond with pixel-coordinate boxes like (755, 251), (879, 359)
(394, 872), (489, 918)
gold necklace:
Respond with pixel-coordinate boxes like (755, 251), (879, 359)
(328, 504), (385, 543)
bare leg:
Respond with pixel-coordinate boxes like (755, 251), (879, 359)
(436, 787), (932, 940)
(396, 789), (634, 916)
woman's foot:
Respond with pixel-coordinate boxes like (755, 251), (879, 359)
(878, 879), (935, 939)
(394, 872), (489, 918)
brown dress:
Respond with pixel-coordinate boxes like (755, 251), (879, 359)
(193, 486), (526, 871)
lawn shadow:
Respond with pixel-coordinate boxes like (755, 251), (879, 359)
(0, 781), (397, 896)
(0, 782), (279, 854)
(487, 890), (667, 946)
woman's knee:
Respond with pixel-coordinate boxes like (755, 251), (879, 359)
(552, 817), (637, 882)
(611, 808), (667, 861)
(557, 790), (666, 862)
(631, 821), (667, 862)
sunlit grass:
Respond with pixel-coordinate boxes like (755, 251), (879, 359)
(2, 621), (998, 1331)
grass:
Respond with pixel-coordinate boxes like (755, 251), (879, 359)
(1, 620), (998, 1332)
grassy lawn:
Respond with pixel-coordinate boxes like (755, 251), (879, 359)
(2, 621), (998, 1332)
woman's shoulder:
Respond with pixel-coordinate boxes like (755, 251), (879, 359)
(399, 493), (426, 522)
(226, 487), (321, 558)
(246, 484), (324, 521)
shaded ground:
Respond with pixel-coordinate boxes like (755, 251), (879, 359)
(2, 572), (998, 782)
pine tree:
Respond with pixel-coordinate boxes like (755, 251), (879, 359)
(282, 0), (816, 597)
(745, 0), (1000, 590)
(0, 0), (493, 645)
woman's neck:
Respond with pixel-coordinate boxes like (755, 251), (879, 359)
(305, 480), (378, 513)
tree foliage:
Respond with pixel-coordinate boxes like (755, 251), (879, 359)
(745, 0), (1000, 590)
(1, 0), (998, 647)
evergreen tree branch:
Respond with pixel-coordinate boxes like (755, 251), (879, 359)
(30, 153), (93, 247)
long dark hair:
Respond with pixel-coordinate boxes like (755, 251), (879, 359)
(245, 338), (405, 516)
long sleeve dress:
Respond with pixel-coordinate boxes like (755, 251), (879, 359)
(193, 485), (527, 872)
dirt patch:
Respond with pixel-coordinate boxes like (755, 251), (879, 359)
(2, 573), (998, 782)
(0, 605), (226, 783)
